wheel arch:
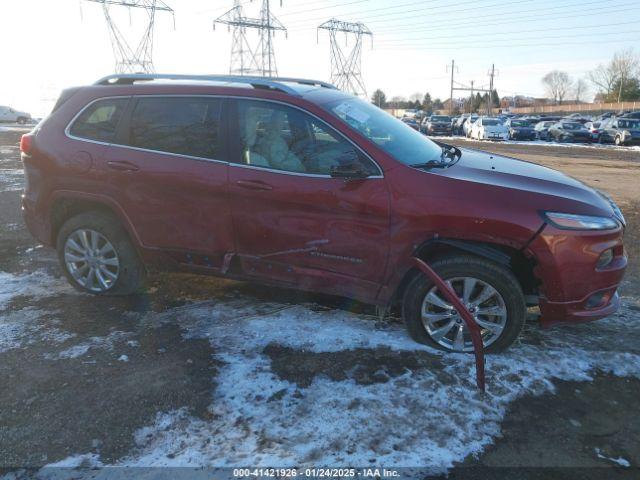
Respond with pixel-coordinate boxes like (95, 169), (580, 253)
(49, 192), (141, 248)
(389, 238), (538, 309)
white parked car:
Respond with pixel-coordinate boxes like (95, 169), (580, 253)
(471, 117), (508, 141)
(0, 105), (32, 124)
(463, 114), (479, 137)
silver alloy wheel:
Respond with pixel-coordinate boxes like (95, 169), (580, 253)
(64, 229), (120, 293)
(421, 276), (508, 352)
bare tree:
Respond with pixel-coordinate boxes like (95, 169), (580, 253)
(611, 48), (640, 102)
(409, 92), (423, 103)
(542, 70), (572, 104)
(588, 63), (617, 98)
(573, 78), (589, 103)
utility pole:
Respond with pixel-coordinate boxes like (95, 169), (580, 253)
(214, 0), (286, 77)
(487, 63), (496, 116)
(84, 0), (174, 73)
(448, 59), (455, 115)
(318, 18), (372, 97)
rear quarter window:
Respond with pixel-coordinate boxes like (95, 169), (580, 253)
(68, 98), (128, 143)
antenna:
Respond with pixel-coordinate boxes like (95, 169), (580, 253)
(85, 0), (174, 74)
(317, 18), (372, 98)
(215, 0), (287, 77)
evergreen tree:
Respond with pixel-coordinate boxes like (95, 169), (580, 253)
(371, 89), (387, 108)
(422, 93), (433, 113)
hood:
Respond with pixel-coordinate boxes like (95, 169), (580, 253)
(433, 148), (614, 215)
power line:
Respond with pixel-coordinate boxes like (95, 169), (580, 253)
(370, 0), (636, 33)
(372, 19), (640, 45)
(280, 0), (371, 17)
(375, 29), (640, 48)
(375, 36), (640, 51)
(288, 0), (530, 29)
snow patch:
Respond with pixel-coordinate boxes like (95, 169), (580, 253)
(51, 331), (133, 359)
(0, 271), (78, 353)
(0, 270), (74, 310)
(0, 168), (24, 191)
(595, 448), (631, 467)
(98, 296), (640, 473)
(45, 453), (104, 468)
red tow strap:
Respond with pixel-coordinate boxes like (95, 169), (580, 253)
(413, 258), (486, 392)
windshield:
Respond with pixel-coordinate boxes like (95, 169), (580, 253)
(482, 119), (500, 126)
(562, 123), (582, 130)
(511, 120), (529, 127)
(431, 115), (451, 122)
(619, 119), (640, 129)
(324, 97), (443, 165)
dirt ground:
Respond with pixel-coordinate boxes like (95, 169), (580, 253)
(1, 128), (639, 478)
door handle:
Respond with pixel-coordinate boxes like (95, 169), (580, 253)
(236, 179), (273, 191)
(107, 160), (139, 172)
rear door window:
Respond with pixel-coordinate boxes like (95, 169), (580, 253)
(127, 97), (223, 160)
(69, 98), (129, 143)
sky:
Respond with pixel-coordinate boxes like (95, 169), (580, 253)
(1, 0), (639, 117)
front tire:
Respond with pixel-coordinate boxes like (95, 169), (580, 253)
(402, 255), (526, 353)
(56, 211), (146, 295)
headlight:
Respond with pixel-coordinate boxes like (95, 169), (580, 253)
(543, 212), (620, 230)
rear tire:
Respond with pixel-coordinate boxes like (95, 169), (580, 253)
(402, 255), (526, 353)
(56, 211), (146, 295)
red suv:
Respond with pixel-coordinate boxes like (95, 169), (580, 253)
(20, 74), (627, 353)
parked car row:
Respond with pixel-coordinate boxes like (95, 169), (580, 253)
(407, 110), (640, 146)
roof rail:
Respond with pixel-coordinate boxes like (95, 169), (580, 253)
(93, 74), (337, 96)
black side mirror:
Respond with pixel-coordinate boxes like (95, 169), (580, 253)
(330, 162), (369, 179)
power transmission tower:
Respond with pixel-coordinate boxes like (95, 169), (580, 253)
(318, 18), (372, 97)
(85, 0), (174, 74)
(214, 0), (286, 77)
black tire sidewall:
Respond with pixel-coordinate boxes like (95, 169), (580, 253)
(402, 255), (526, 353)
(56, 212), (145, 295)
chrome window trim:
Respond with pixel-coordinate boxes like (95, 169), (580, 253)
(107, 143), (230, 166)
(230, 162), (383, 179)
(64, 94), (384, 177)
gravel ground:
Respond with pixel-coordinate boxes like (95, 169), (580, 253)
(1, 127), (639, 479)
